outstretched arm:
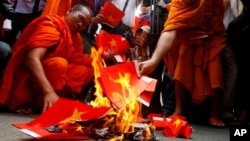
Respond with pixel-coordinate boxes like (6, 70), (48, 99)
(138, 30), (177, 76)
(25, 48), (59, 112)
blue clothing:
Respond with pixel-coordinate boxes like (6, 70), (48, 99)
(0, 41), (11, 73)
(0, 41), (11, 61)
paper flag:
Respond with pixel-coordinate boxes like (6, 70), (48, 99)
(95, 29), (130, 59)
(12, 98), (111, 139)
(147, 114), (193, 139)
(101, 2), (125, 27)
(98, 61), (157, 109)
(147, 113), (171, 129)
(162, 116), (187, 138)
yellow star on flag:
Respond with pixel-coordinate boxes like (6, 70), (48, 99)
(107, 15), (114, 23)
(69, 108), (85, 120)
(173, 119), (181, 128)
(109, 38), (117, 47)
(112, 72), (131, 93)
(76, 125), (84, 133)
(60, 108), (85, 124)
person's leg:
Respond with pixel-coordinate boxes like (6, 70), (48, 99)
(221, 44), (238, 120)
(208, 55), (226, 127)
(209, 88), (225, 127)
(171, 80), (186, 116)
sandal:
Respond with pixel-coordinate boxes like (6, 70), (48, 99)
(209, 117), (226, 128)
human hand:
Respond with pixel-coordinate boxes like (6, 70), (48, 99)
(91, 13), (105, 24)
(43, 92), (59, 112)
(156, 0), (167, 8)
(138, 59), (157, 76)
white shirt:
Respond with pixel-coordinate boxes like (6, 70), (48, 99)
(223, 0), (243, 29)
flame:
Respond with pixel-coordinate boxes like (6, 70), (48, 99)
(110, 72), (141, 133)
(89, 47), (145, 139)
(90, 47), (111, 107)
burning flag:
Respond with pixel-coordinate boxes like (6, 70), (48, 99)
(97, 61), (157, 109)
(12, 98), (111, 139)
(12, 48), (158, 140)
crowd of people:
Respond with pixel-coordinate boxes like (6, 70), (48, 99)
(0, 0), (249, 128)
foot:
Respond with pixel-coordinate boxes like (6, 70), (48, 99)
(209, 117), (225, 128)
(230, 110), (248, 126)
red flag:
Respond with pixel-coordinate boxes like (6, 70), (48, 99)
(12, 98), (111, 139)
(137, 78), (157, 107)
(147, 114), (193, 139)
(95, 29), (130, 59)
(101, 2), (125, 27)
(147, 113), (170, 130)
(98, 61), (156, 109)
(179, 124), (193, 139)
(163, 116), (187, 138)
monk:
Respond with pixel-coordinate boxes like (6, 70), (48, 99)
(0, 4), (94, 114)
(139, 0), (226, 127)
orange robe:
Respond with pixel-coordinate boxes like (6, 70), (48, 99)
(0, 15), (93, 110)
(162, 0), (226, 103)
(42, 0), (72, 16)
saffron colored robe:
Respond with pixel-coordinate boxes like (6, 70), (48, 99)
(0, 15), (93, 111)
(42, 0), (72, 16)
(162, 0), (226, 103)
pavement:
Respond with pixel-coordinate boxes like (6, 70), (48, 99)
(0, 112), (230, 141)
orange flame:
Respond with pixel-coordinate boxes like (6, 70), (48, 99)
(89, 47), (143, 138)
(90, 47), (111, 107)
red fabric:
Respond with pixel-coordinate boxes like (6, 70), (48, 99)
(95, 29), (130, 58)
(98, 61), (156, 109)
(12, 98), (111, 139)
(101, 2), (125, 27)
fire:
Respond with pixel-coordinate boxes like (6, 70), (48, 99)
(90, 47), (111, 107)
(42, 47), (156, 140)
(112, 72), (141, 133)
(89, 47), (143, 135)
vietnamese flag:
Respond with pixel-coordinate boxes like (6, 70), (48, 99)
(163, 116), (187, 138)
(101, 2), (125, 27)
(98, 61), (156, 109)
(137, 78), (157, 107)
(179, 124), (193, 139)
(12, 98), (111, 139)
(95, 29), (130, 59)
(147, 113), (171, 130)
